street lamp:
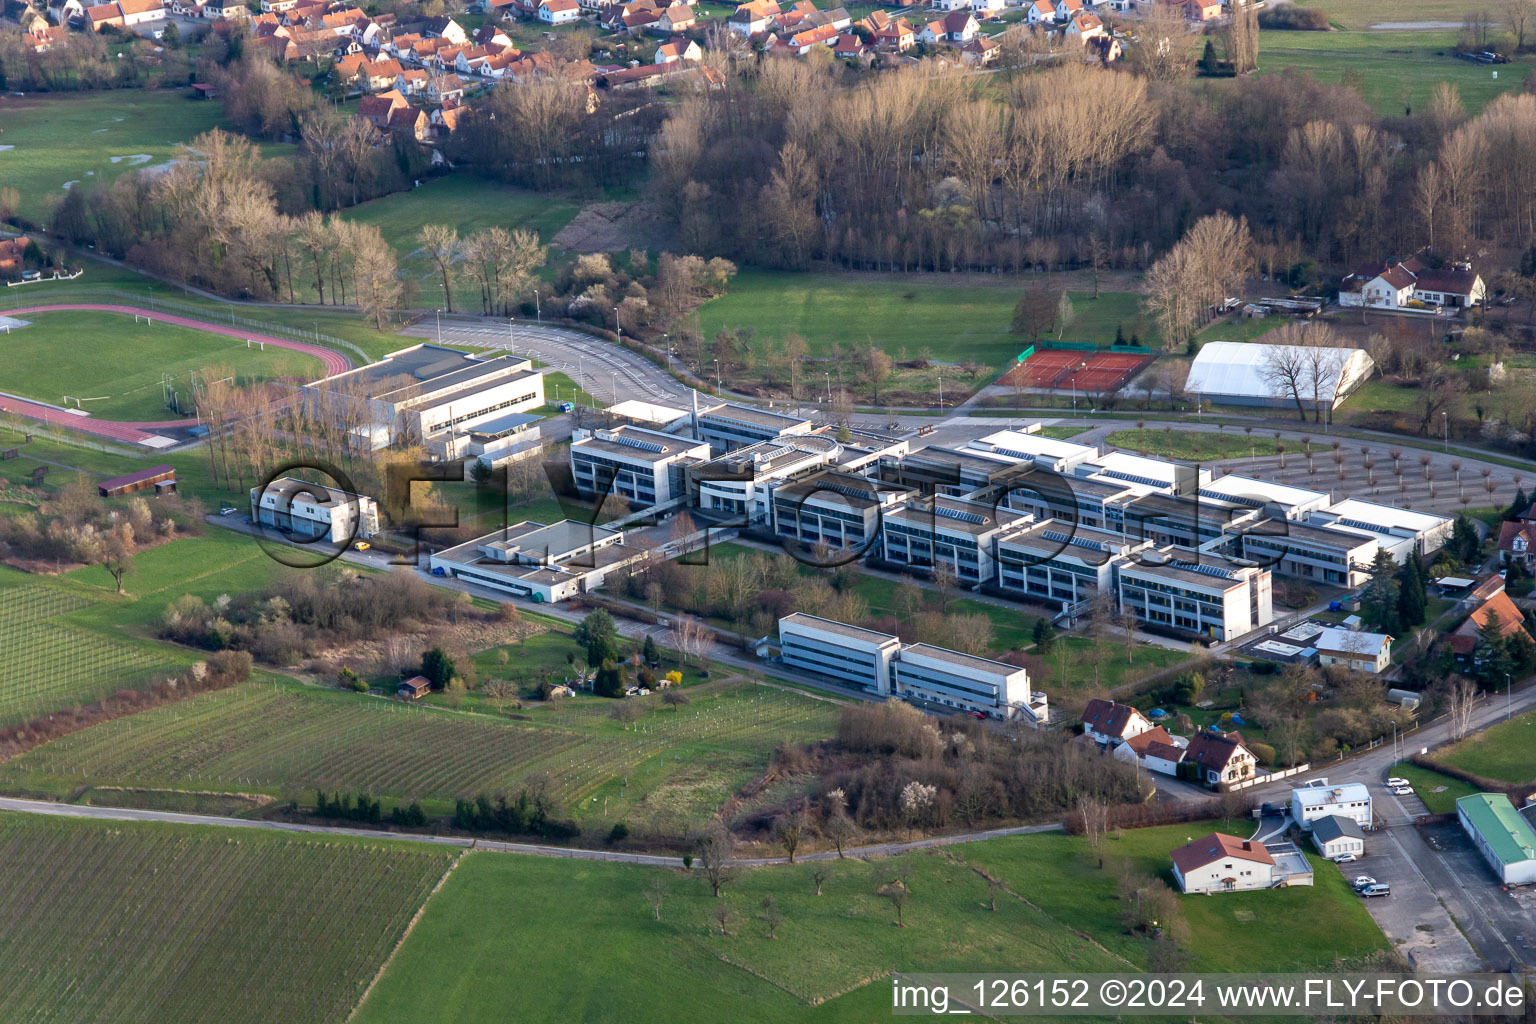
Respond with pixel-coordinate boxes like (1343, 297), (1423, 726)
(614, 305), (622, 345)
(1507, 672), (1513, 721)
(825, 372), (831, 404)
(664, 332), (671, 370)
(1442, 411), (1449, 452)
(508, 317), (515, 356)
(714, 358), (722, 392)
(435, 308), (443, 344)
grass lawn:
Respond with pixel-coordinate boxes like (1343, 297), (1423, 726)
(1290, 0), (1500, 31)
(963, 821), (1389, 972)
(352, 844), (1129, 1024)
(1105, 428), (1285, 461)
(1431, 707), (1536, 784)
(0, 92), (229, 223)
(696, 270), (1154, 374)
(355, 818), (1387, 1023)
(1041, 635), (1190, 692)
(339, 176), (581, 302)
(1394, 762), (1478, 815)
(0, 811), (454, 1024)
(1256, 30), (1535, 116)
(0, 310), (323, 421)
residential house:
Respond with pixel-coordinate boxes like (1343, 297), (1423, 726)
(82, 2), (123, 28)
(655, 36), (700, 60)
(1084, 33), (1121, 62)
(932, 0), (968, 11)
(778, 21), (839, 51)
(870, 13), (914, 50)
(831, 31), (867, 58)
(201, 0), (249, 18)
(357, 89), (409, 129)
(1183, 730), (1256, 787)
(652, 1), (693, 31)
(1310, 815), (1366, 861)
(1112, 725), (1186, 776)
(413, 13), (466, 42)
(1081, 698), (1153, 748)
(431, 103), (471, 137)
(729, 0), (777, 33)
(1024, 0), (1053, 23)
(425, 72), (466, 102)
(49, 0), (85, 23)
(940, 9), (978, 40)
(473, 22), (512, 46)
(970, 0), (1005, 17)
(1340, 253), (1488, 310)
(1065, 10), (1104, 41)
(1171, 833), (1276, 894)
(386, 104), (430, 142)
(394, 67), (428, 93)
(332, 50), (366, 84)
(916, 16), (944, 43)
(538, 0), (581, 22)
(1448, 589), (1531, 661)
(1183, 0), (1220, 19)
(959, 33), (997, 63)
(1497, 520), (1536, 569)
(1314, 626), (1394, 674)
(359, 57), (405, 90)
(1055, 0), (1082, 17)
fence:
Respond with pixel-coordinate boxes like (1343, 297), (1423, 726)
(0, 285), (372, 367)
(1040, 340), (1098, 352)
(1224, 762), (1312, 792)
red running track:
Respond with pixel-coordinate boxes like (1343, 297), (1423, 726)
(0, 304), (353, 446)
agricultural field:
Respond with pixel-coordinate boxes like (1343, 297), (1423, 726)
(0, 582), (179, 728)
(0, 310), (324, 422)
(1430, 707), (1536, 784)
(355, 819), (1387, 1024)
(0, 92), (228, 224)
(695, 271), (1154, 395)
(0, 812), (454, 1024)
(0, 677), (840, 831)
(1257, 30), (1535, 116)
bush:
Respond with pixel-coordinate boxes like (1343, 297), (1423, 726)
(1248, 741), (1277, 766)
(608, 822), (630, 843)
(1258, 6), (1330, 29)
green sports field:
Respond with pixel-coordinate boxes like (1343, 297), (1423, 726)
(695, 271), (1155, 370)
(0, 310), (324, 422)
(0, 812), (455, 1024)
(0, 92), (228, 224)
(1257, 30), (1535, 116)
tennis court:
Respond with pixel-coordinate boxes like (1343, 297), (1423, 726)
(999, 349), (1155, 392)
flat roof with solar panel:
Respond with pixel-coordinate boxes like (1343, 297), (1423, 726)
(572, 425), (708, 463)
(886, 495), (1026, 536)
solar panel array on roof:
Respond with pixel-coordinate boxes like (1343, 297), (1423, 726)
(612, 434), (665, 454)
(1170, 560), (1238, 580)
(935, 505), (986, 525)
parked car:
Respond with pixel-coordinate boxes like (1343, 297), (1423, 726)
(219, 505), (238, 516)
(1391, 785), (1413, 796)
(1333, 853), (1359, 863)
(353, 541), (370, 551)
(1386, 777), (1409, 788)
(431, 566), (447, 577)
(1359, 884), (1391, 898)
(20, 270), (40, 281)
(1353, 876), (1376, 890)
(968, 710), (987, 719)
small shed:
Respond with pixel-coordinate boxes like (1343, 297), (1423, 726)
(397, 675), (431, 700)
(1310, 814), (1366, 860)
(98, 465), (175, 498)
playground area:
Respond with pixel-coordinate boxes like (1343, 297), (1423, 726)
(998, 347), (1155, 393)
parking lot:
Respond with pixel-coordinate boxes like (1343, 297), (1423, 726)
(1417, 821), (1536, 971)
(1341, 825), (1482, 972)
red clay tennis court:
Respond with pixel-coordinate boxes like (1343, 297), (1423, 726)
(999, 349), (1155, 392)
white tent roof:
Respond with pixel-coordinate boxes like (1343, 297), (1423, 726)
(1186, 341), (1374, 401)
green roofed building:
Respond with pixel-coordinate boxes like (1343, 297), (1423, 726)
(1455, 793), (1536, 885)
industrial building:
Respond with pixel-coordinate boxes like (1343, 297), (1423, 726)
(1185, 340), (1376, 411)
(250, 477), (380, 544)
(1291, 780), (1373, 830)
(569, 425), (711, 508)
(1456, 793), (1536, 885)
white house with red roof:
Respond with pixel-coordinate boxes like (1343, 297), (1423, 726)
(1112, 725), (1188, 776)
(1024, 0), (1054, 22)
(1171, 833), (1276, 894)
(654, 37), (701, 62)
(538, 0), (581, 22)
(1081, 698), (1154, 748)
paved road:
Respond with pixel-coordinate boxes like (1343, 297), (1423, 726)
(402, 317), (696, 407)
(0, 794), (1062, 865)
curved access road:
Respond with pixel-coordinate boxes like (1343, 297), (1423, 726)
(0, 794), (1061, 866)
(0, 304), (353, 445)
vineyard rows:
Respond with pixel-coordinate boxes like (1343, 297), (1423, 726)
(0, 624), (172, 728)
(5, 684), (588, 800)
(0, 812), (454, 1024)
(0, 585), (87, 627)
(6, 682), (840, 811)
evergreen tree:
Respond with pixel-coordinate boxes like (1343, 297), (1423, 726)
(573, 609), (621, 668)
(1361, 549), (1401, 634)
(1032, 619), (1056, 653)
(420, 646), (456, 691)
(642, 633), (660, 666)
(593, 659), (627, 698)
(1503, 486), (1530, 522)
(1451, 515), (1480, 563)
(1395, 553), (1428, 629)
(1472, 611), (1515, 688)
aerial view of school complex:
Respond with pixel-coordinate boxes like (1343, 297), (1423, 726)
(4, 0), (1536, 1016)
